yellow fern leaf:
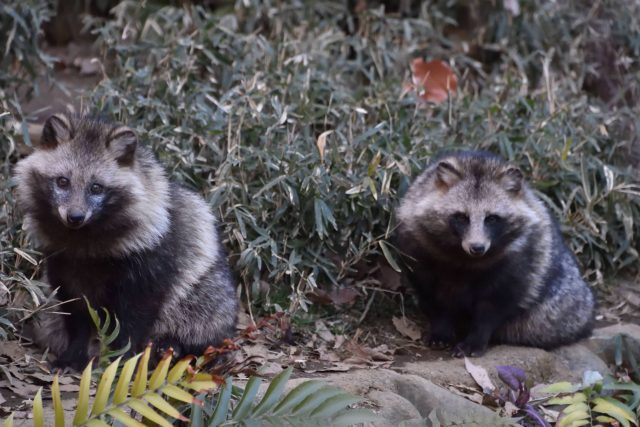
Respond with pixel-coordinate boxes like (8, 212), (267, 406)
(132, 346), (151, 397)
(51, 374), (65, 427)
(91, 357), (121, 416)
(128, 399), (173, 427)
(145, 393), (188, 421)
(33, 388), (43, 427)
(107, 408), (145, 427)
(73, 362), (93, 425)
(149, 350), (172, 391)
(114, 354), (142, 405)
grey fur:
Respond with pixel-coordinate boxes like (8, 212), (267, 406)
(14, 114), (238, 366)
(396, 151), (594, 354)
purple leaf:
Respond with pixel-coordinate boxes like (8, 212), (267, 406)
(524, 404), (552, 427)
(515, 387), (530, 407)
(497, 365), (526, 391)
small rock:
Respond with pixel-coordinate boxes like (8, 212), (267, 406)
(552, 343), (611, 382)
(583, 323), (640, 366)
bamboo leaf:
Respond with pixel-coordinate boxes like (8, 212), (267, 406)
(128, 399), (173, 427)
(91, 357), (121, 416)
(547, 393), (586, 405)
(52, 374), (65, 427)
(114, 354), (142, 405)
(73, 362), (93, 425)
(33, 388), (43, 427)
(132, 346), (151, 397)
(232, 376), (262, 420)
(252, 367), (293, 416)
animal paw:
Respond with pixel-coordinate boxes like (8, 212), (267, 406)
(451, 341), (488, 358)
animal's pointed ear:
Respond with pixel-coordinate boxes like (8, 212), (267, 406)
(107, 126), (137, 165)
(41, 114), (72, 149)
(435, 159), (462, 190)
(500, 166), (524, 194)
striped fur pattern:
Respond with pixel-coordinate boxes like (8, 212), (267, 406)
(396, 151), (594, 357)
(14, 114), (238, 369)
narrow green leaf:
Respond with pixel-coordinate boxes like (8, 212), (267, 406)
(272, 380), (325, 415)
(309, 394), (362, 418)
(232, 376), (262, 421)
(330, 408), (381, 427)
(379, 240), (401, 272)
(33, 388), (43, 427)
(52, 374), (65, 427)
(209, 377), (232, 427)
(252, 367), (293, 416)
(114, 354), (142, 405)
(73, 362), (93, 425)
(290, 386), (343, 416)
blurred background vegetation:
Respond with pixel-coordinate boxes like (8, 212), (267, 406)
(1, 0), (639, 340)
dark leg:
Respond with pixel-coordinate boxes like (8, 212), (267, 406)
(452, 300), (518, 358)
(52, 300), (94, 371)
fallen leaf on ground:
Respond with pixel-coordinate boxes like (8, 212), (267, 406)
(407, 58), (458, 104)
(392, 316), (422, 341)
(315, 320), (335, 343)
(464, 357), (495, 394)
(309, 287), (360, 306)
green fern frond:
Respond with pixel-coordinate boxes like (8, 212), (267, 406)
(85, 298), (130, 369)
(1, 350), (378, 427)
(543, 374), (640, 427)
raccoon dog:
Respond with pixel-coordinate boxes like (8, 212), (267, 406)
(395, 151), (594, 357)
(14, 114), (238, 370)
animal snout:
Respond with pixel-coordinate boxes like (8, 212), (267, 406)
(66, 211), (86, 227)
(468, 243), (487, 256)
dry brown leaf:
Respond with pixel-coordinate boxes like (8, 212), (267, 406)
(314, 320), (335, 343)
(464, 357), (495, 394)
(409, 58), (458, 104)
(309, 287), (360, 306)
(392, 316), (422, 341)
(316, 130), (333, 162)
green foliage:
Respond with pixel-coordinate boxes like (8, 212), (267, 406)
(0, 0), (54, 93)
(542, 371), (640, 427)
(85, 297), (132, 369)
(76, 0), (640, 314)
(0, 350), (376, 426)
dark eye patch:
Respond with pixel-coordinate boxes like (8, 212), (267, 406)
(485, 214), (502, 224)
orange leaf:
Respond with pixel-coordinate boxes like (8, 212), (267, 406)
(410, 58), (458, 104)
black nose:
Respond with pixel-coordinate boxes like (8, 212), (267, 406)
(469, 244), (486, 255)
(67, 212), (85, 226)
